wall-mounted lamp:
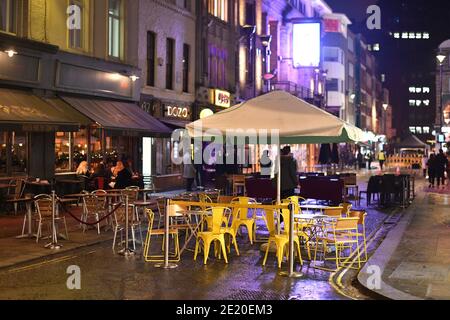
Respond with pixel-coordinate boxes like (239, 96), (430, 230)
(383, 103), (388, 110)
(260, 35), (272, 47)
(5, 49), (17, 58)
(130, 75), (140, 82)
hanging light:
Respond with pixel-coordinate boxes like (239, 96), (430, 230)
(437, 53), (446, 65)
(129, 75), (140, 82)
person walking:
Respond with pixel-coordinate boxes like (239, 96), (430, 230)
(366, 151), (373, 170)
(357, 151), (364, 170)
(378, 150), (386, 170)
(422, 154), (428, 178)
(280, 146), (298, 199)
(427, 153), (436, 188)
(435, 149), (448, 188)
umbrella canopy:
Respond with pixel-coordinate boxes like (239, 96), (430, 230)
(186, 91), (364, 144)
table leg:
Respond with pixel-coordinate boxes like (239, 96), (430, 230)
(16, 201), (34, 239)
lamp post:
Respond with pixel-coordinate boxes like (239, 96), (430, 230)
(436, 53), (446, 152)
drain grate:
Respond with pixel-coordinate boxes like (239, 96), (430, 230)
(225, 289), (289, 300)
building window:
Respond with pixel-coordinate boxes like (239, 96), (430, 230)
(166, 38), (175, 90)
(68, 0), (83, 49)
(0, 0), (18, 34)
(182, 43), (190, 93)
(183, 0), (191, 11)
(373, 43), (380, 51)
(409, 99), (416, 106)
(208, 0), (228, 22)
(108, 0), (121, 58)
(423, 127), (430, 134)
(423, 87), (430, 93)
(409, 127), (416, 133)
(348, 62), (354, 78)
(348, 37), (354, 52)
(326, 78), (339, 92)
(147, 31), (156, 87)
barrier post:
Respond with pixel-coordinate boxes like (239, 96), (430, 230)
(279, 202), (303, 278)
(118, 194), (135, 257)
(45, 190), (62, 250)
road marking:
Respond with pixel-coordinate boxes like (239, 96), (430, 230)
(1, 250), (96, 274)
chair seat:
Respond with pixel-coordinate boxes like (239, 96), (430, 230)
(317, 236), (359, 244)
(149, 228), (178, 235)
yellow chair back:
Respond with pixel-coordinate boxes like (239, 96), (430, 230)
(210, 207), (227, 234)
(264, 210), (277, 237)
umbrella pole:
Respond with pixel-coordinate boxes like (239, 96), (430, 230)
(278, 145), (303, 278)
(277, 144), (281, 204)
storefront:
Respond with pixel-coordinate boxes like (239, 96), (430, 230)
(0, 34), (171, 183)
(140, 94), (194, 190)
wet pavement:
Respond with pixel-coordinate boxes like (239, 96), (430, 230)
(0, 172), (399, 300)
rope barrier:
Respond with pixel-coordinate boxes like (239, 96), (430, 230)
(58, 199), (123, 226)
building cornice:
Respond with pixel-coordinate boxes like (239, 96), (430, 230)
(150, 0), (196, 21)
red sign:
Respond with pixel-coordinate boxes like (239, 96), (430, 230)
(323, 19), (340, 33)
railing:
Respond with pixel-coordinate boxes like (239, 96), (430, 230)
(270, 81), (314, 100)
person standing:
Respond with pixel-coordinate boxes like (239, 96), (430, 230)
(366, 151), (373, 170)
(260, 150), (273, 178)
(357, 151), (363, 170)
(435, 149), (448, 188)
(183, 152), (196, 191)
(378, 150), (386, 170)
(427, 153), (436, 188)
(280, 146), (298, 199)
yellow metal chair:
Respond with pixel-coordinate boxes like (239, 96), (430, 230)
(262, 209), (302, 268)
(201, 193), (229, 230)
(281, 198), (311, 260)
(143, 209), (180, 262)
(347, 210), (368, 262)
(194, 207), (228, 264)
(313, 217), (361, 271)
(230, 197), (256, 244)
(194, 207), (229, 265)
(219, 207), (240, 256)
(339, 202), (352, 217)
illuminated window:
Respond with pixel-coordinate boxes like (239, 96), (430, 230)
(409, 127), (416, 133)
(373, 43), (380, 51)
(416, 100), (422, 106)
(423, 127), (430, 134)
(409, 32), (415, 39)
(423, 87), (430, 93)
(423, 100), (430, 106)
(409, 99), (416, 106)
(415, 87), (422, 93)
(409, 87), (416, 93)
(381, 74), (386, 82)
(394, 33), (400, 39)
(416, 33), (422, 39)
(402, 32), (408, 39)
(0, 0), (18, 34)
(68, 0), (83, 49)
(423, 32), (430, 39)
(416, 127), (422, 134)
(108, 0), (121, 58)
(208, 0), (228, 22)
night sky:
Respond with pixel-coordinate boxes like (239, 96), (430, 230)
(325, 0), (376, 24)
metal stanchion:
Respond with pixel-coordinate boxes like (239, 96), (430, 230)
(155, 199), (178, 269)
(118, 194), (135, 257)
(279, 203), (304, 278)
(45, 190), (62, 250)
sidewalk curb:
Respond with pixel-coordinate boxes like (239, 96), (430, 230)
(0, 237), (113, 272)
(357, 208), (422, 300)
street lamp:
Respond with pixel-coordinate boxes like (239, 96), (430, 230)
(436, 53), (447, 152)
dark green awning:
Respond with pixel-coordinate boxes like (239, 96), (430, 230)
(0, 88), (88, 132)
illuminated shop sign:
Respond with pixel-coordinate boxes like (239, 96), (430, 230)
(214, 89), (231, 108)
(292, 22), (321, 68)
(164, 105), (191, 119)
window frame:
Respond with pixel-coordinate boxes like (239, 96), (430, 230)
(147, 31), (156, 87)
(166, 38), (175, 90)
(0, 0), (18, 34)
(108, 0), (122, 59)
(182, 43), (190, 93)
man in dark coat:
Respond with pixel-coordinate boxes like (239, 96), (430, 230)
(435, 149), (448, 188)
(280, 146), (298, 199)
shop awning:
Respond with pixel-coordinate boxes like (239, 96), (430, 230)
(0, 88), (86, 132)
(160, 119), (189, 129)
(61, 96), (172, 136)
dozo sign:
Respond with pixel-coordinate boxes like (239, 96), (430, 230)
(165, 105), (191, 119)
